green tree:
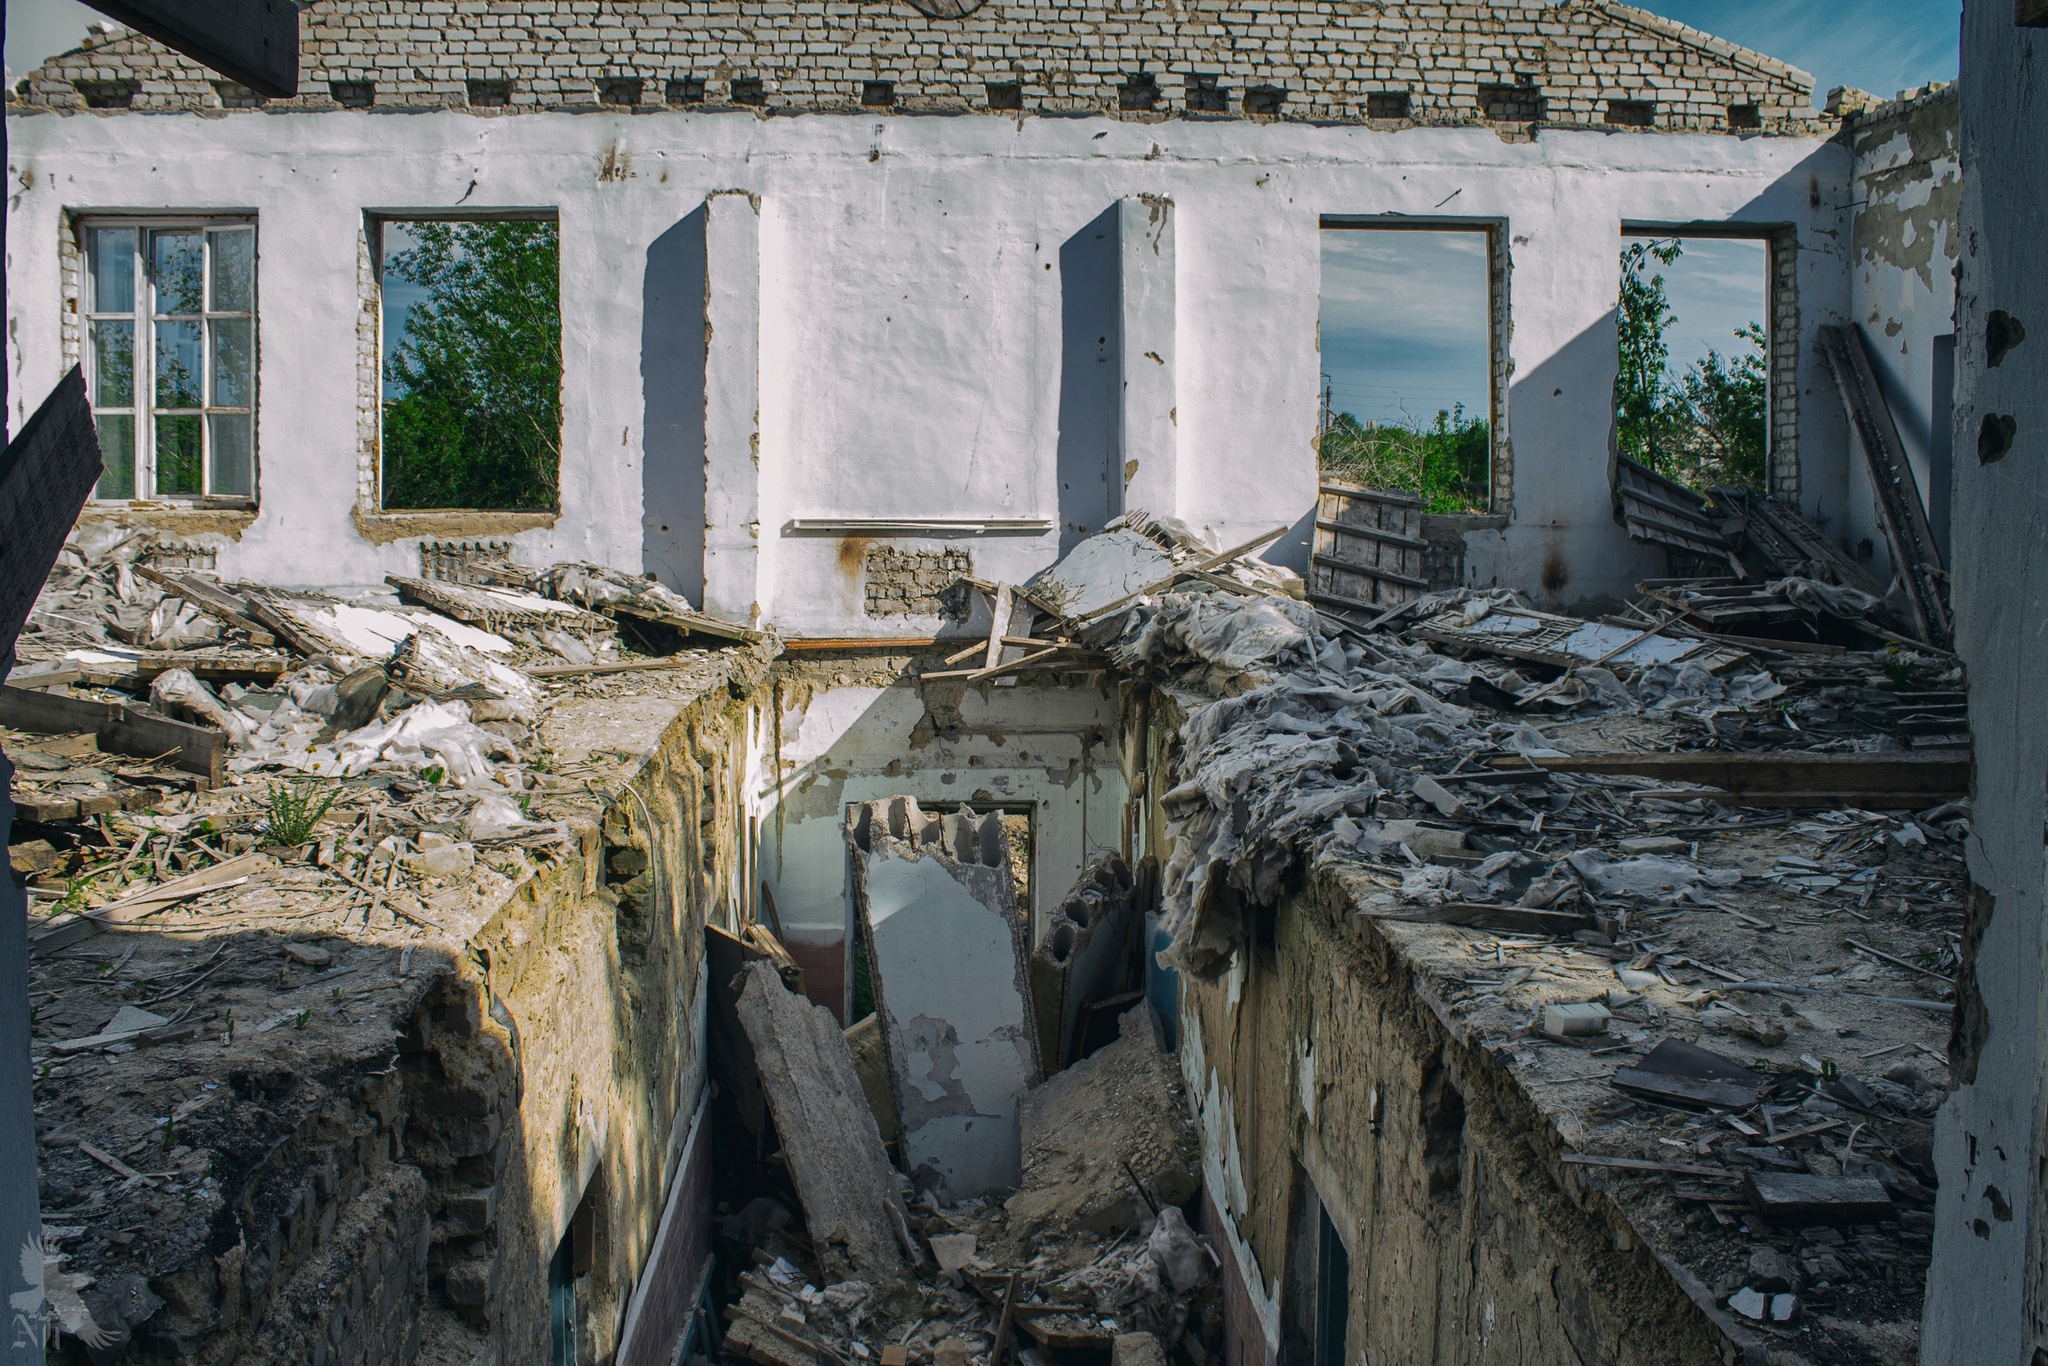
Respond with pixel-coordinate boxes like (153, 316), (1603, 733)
(1319, 404), (1490, 512)
(1615, 239), (1770, 491)
(382, 221), (562, 510)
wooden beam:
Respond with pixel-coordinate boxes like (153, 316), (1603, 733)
(0, 368), (102, 673)
(85, 0), (301, 97)
(1492, 751), (1968, 798)
(0, 684), (225, 785)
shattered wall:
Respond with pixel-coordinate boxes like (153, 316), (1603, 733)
(1174, 866), (1740, 1366)
(1844, 87), (1961, 576)
(749, 659), (1128, 1018)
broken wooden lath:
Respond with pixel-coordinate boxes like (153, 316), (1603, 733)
(1309, 481), (1428, 616)
(1612, 456), (1743, 575)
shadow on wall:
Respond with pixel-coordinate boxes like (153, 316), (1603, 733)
(642, 206), (708, 603)
(1057, 205), (1121, 554)
(1492, 306), (1665, 609)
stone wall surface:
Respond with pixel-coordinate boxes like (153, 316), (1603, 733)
(12, 0), (1816, 130)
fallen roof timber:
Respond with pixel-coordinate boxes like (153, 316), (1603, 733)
(1492, 751), (1968, 801)
(1310, 481), (1429, 617)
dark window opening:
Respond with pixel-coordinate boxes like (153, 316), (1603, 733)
(1316, 1205), (1351, 1366)
(2020, 0), (2048, 27)
(730, 77), (766, 106)
(1366, 91), (1411, 119)
(1727, 102), (1762, 129)
(1606, 99), (1655, 127)
(75, 80), (138, 109)
(548, 1227), (577, 1365)
(1479, 82), (1543, 122)
(378, 216), (562, 512)
(330, 80), (375, 108)
(862, 80), (896, 107)
(468, 79), (512, 107)
(212, 80), (265, 108)
(1119, 73), (1159, 111)
(1187, 73), (1227, 112)
(985, 80), (1023, 110)
(667, 77), (706, 104)
(1245, 85), (1287, 116)
(598, 78), (644, 106)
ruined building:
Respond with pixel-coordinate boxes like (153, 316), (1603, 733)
(0, 1), (2029, 1364)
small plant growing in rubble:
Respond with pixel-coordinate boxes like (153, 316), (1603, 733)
(1882, 646), (1920, 686)
(420, 763), (447, 786)
(57, 869), (105, 913)
(264, 780), (339, 846)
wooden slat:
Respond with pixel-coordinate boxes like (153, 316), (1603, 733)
(0, 684), (225, 784)
(1313, 519), (1430, 552)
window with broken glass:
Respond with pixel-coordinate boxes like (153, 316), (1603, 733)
(82, 220), (257, 502)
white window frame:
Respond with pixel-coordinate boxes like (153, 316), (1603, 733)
(80, 216), (258, 503)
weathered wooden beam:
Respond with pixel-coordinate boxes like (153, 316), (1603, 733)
(84, 0), (301, 97)
(0, 368), (102, 673)
(0, 685), (225, 785)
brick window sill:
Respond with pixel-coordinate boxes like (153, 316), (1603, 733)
(351, 507), (558, 546)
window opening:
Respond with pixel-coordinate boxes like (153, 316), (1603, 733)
(863, 80), (896, 107)
(1479, 82), (1544, 122)
(668, 77), (707, 104)
(1366, 91), (1411, 119)
(1186, 74), (1226, 112)
(377, 216), (562, 511)
(1119, 73), (1159, 111)
(985, 81), (1023, 110)
(730, 77), (766, 106)
(1315, 1203), (1351, 1366)
(1616, 233), (1770, 492)
(1726, 103), (1761, 130)
(1318, 223), (1494, 511)
(1606, 99), (1654, 127)
(1244, 85), (1287, 116)
(330, 80), (374, 107)
(468, 79), (511, 107)
(82, 219), (256, 502)
(598, 78), (643, 106)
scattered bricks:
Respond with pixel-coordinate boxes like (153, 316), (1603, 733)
(445, 1186), (498, 1236)
(444, 1257), (494, 1306)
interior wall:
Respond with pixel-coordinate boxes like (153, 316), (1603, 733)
(6, 111), (1848, 615)
(746, 667), (1127, 1021)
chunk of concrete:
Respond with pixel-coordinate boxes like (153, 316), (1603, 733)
(1005, 1008), (1199, 1238)
(734, 962), (909, 1283)
(1542, 1001), (1610, 1038)
(1113, 1334), (1168, 1366)
(1028, 853), (1137, 1070)
(848, 797), (1040, 1198)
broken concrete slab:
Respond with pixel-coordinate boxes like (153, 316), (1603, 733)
(1028, 853), (1137, 1070)
(733, 961), (909, 1283)
(848, 797), (1039, 1199)
(1023, 527), (1177, 619)
(1004, 1008), (1198, 1239)
(844, 1013), (901, 1146)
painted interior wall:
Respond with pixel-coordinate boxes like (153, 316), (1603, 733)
(1846, 92), (1961, 578)
(6, 111), (1850, 622)
(745, 676), (1127, 1021)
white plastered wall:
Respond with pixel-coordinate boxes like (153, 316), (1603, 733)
(5, 110), (1851, 618)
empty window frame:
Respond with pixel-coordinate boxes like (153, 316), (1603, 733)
(82, 219), (257, 502)
(376, 215), (562, 512)
(1615, 230), (1771, 491)
(1318, 221), (1499, 512)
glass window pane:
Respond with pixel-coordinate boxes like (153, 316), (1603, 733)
(208, 413), (253, 498)
(151, 231), (204, 315)
(209, 229), (255, 311)
(94, 415), (135, 499)
(89, 228), (136, 313)
(155, 415), (203, 495)
(90, 319), (134, 407)
(210, 318), (254, 407)
(154, 320), (203, 408)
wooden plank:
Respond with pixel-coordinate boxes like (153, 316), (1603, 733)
(1609, 1067), (1767, 1110)
(604, 602), (765, 644)
(0, 684), (224, 784)
(1314, 519), (1431, 552)
(0, 367), (103, 670)
(84, 0), (301, 97)
(1318, 479), (1424, 507)
(1818, 324), (1950, 645)
(1744, 1172), (1894, 1225)
(1490, 751), (1968, 797)
(131, 565), (276, 645)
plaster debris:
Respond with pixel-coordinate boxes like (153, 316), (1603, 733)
(848, 798), (1039, 1198)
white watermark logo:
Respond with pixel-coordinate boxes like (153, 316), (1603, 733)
(11, 1232), (111, 1350)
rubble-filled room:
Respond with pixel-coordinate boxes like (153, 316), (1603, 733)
(3, 2), (2033, 1366)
